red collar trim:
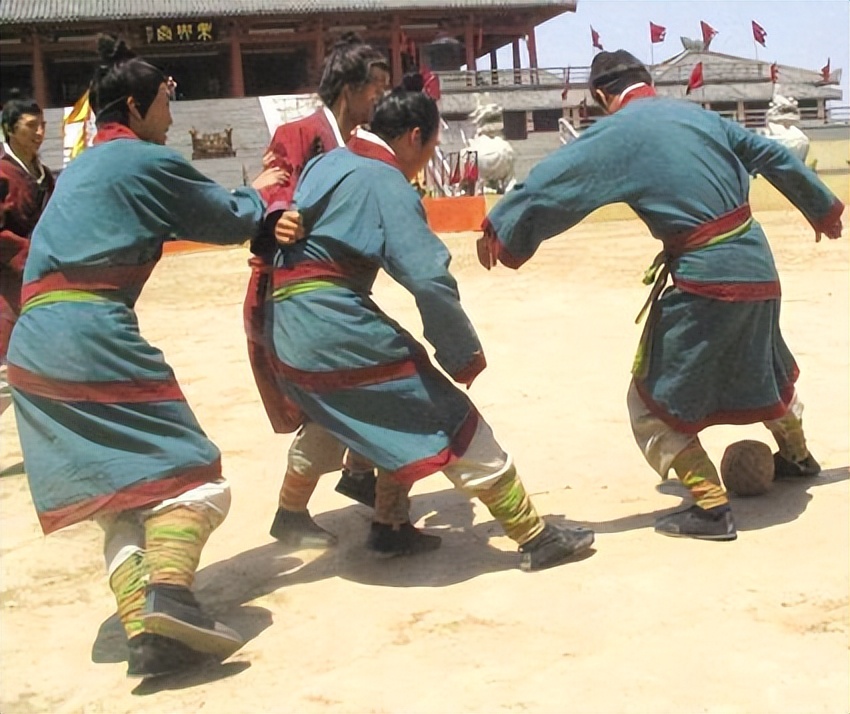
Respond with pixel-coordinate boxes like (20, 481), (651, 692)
(619, 84), (657, 109)
(93, 123), (139, 144)
(347, 135), (402, 172)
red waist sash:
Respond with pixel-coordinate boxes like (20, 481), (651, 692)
(272, 260), (351, 291)
(663, 204), (752, 258)
(21, 262), (157, 304)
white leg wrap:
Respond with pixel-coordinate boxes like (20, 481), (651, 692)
(442, 416), (512, 491)
(627, 380), (695, 478)
(97, 512), (145, 577)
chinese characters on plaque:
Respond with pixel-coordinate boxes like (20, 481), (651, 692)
(144, 21), (216, 44)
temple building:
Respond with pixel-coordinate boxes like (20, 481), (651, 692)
(0, 0), (576, 108)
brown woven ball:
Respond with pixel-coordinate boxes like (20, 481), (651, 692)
(720, 440), (775, 496)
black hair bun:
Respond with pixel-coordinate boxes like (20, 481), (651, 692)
(335, 31), (364, 48)
(97, 33), (135, 66)
(401, 73), (424, 93)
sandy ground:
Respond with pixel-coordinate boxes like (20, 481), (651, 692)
(1, 210), (847, 714)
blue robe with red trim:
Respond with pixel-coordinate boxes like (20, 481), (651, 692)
(8, 129), (265, 533)
(485, 96), (843, 432)
(269, 135), (484, 484)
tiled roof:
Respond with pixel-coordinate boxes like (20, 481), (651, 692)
(0, 0), (574, 25)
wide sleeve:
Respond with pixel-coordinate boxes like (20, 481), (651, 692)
(261, 123), (300, 216)
(141, 150), (266, 246)
(485, 120), (636, 268)
(0, 228), (28, 274)
(723, 118), (844, 231)
(376, 177), (484, 378)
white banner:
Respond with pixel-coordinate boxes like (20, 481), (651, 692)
(258, 93), (322, 137)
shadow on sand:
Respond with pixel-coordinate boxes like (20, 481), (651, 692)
(94, 467), (845, 687)
(542, 466), (849, 535)
(93, 484), (597, 690)
(0, 461), (25, 478)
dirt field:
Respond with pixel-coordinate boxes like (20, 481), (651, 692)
(1, 210), (847, 713)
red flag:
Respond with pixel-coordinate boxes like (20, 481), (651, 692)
(821, 58), (831, 82)
(449, 154), (461, 185)
(650, 22), (666, 44)
(700, 21), (718, 49)
(686, 61), (704, 94)
(463, 153), (479, 184)
(421, 65), (441, 100)
(770, 62), (779, 83)
(752, 21), (767, 47)
(591, 26), (603, 51)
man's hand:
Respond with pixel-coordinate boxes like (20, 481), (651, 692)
(453, 352), (487, 390)
(252, 166), (289, 191)
(274, 210), (304, 245)
(476, 232), (500, 270)
(815, 217), (842, 242)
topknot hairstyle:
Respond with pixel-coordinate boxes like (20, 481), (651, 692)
(400, 72), (425, 93)
(589, 50), (652, 103)
(317, 33), (389, 108)
(370, 88), (439, 144)
(90, 34), (166, 125)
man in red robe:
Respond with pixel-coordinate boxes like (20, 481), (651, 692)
(1, 95), (55, 415)
(245, 35), (406, 549)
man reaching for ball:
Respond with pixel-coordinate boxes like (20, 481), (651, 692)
(477, 50), (844, 541)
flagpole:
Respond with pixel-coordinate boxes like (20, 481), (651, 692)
(753, 38), (759, 62)
(650, 42), (654, 66)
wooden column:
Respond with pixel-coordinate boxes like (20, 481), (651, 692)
(526, 26), (539, 85)
(489, 49), (498, 85)
(31, 32), (48, 108)
(464, 19), (476, 73)
(391, 16), (402, 85)
(512, 38), (522, 84)
(228, 23), (245, 97)
(314, 19), (326, 78)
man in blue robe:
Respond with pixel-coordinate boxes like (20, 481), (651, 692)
(478, 50), (844, 541)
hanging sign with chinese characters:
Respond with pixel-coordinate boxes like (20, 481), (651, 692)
(144, 21), (216, 44)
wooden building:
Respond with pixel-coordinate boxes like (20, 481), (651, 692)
(0, 0), (576, 108)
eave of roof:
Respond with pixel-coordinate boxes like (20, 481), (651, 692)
(0, 0), (577, 25)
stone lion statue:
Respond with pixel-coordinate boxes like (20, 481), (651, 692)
(462, 103), (516, 193)
(755, 93), (810, 162)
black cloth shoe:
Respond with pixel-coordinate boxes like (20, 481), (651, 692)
(773, 452), (821, 480)
(519, 523), (595, 572)
(143, 584), (244, 660)
(366, 522), (442, 558)
(269, 507), (338, 548)
(126, 632), (209, 679)
(334, 468), (377, 508)
(654, 504), (737, 541)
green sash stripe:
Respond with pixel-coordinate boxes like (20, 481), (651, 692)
(21, 290), (111, 315)
(273, 279), (343, 301)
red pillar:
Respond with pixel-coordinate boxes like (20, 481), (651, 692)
(526, 26), (539, 84)
(391, 16), (402, 86)
(512, 38), (522, 84)
(464, 19), (476, 72)
(314, 19), (325, 79)
(229, 24), (245, 98)
(31, 32), (48, 108)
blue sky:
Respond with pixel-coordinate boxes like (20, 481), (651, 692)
(486, 1), (849, 104)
